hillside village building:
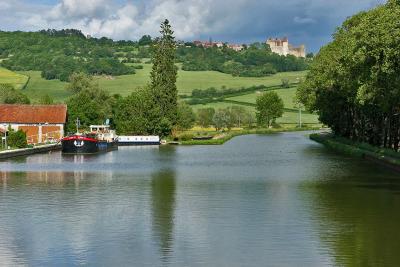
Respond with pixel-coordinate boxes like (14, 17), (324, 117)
(0, 104), (67, 144)
(266, 37), (306, 58)
(193, 40), (244, 51)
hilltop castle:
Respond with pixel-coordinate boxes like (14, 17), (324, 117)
(266, 37), (306, 58)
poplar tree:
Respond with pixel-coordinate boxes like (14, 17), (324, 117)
(150, 19), (178, 128)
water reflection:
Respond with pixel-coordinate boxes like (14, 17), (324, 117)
(1, 133), (400, 266)
(151, 170), (176, 259)
(0, 171), (114, 187)
(303, 160), (400, 267)
(150, 146), (177, 261)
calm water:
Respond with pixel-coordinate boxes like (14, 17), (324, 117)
(0, 132), (399, 266)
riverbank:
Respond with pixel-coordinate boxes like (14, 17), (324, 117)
(310, 133), (400, 172)
(179, 126), (322, 145)
(0, 144), (61, 160)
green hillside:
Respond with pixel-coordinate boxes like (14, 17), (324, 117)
(9, 65), (306, 102)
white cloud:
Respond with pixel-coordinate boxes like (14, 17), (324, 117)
(48, 0), (109, 20)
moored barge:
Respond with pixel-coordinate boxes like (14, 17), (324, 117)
(62, 125), (118, 154)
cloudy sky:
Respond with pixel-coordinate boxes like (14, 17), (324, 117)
(0, 0), (385, 52)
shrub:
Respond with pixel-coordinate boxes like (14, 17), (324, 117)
(8, 129), (27, 148)
(178, 133), (194, 141)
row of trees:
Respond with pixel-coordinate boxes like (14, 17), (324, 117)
(297, 0), (400, 150)
(190, 85), (268, 99)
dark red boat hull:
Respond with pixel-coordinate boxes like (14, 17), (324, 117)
(61, 136), (117, 154)
(62, 136), (99, 154)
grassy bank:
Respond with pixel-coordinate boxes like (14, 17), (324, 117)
(179, 126), (321, 145)
(310, 133), (400, 169)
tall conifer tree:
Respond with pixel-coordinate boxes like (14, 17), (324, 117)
(150, 19), (178, 126)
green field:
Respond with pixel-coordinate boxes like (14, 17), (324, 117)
(223, 87), (319, 124)
(227, 87), (298, 109)
(96, 65), (306, 96)
(0, 67), (29, 89)
(18, 71), (71, 102)
(0, 65), (307, 102)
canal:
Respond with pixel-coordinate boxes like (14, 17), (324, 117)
(0, 132), (399, 266)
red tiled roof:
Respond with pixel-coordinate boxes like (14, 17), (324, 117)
(0, 104), (67, 124)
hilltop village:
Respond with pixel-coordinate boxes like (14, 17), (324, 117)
(191, 37), (306, 57)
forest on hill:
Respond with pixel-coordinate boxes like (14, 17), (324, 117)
(0, 29), (136, 81)
(0, 29), (309, 82)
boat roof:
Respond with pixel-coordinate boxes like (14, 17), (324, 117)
(90, 125), (110, 128)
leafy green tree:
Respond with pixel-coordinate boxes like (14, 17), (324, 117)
(0, 84), (30, 104)
(243, 111), (256, 128)
(114, 87), (152, 135)
(306, 52), (314, 58)
(66, 72), (97, 94)
(7, 128), (27, 148)
(139, 35), (153, 46)
(281, 78), (290, 88)
(229, 106), (247, 128)
(150, 19), (178, 130)
(197, 108), (215, 128)
(176, 102), (196, 130)
(256, 91), (284, 127)
(213, 109), (230, 131)
(66, 86), (114, 133)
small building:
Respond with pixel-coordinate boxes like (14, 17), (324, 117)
(228, 44), (244, 51)
(0, 104), (67, 144)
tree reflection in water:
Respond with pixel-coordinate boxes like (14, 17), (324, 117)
(306, 172), (400, 266)
(150, 146), (177, 261)
(151, 170), (176, 260)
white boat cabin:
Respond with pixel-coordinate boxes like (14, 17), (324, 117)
(118, 136), (160, 145)
(90, 125), (117, 142)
